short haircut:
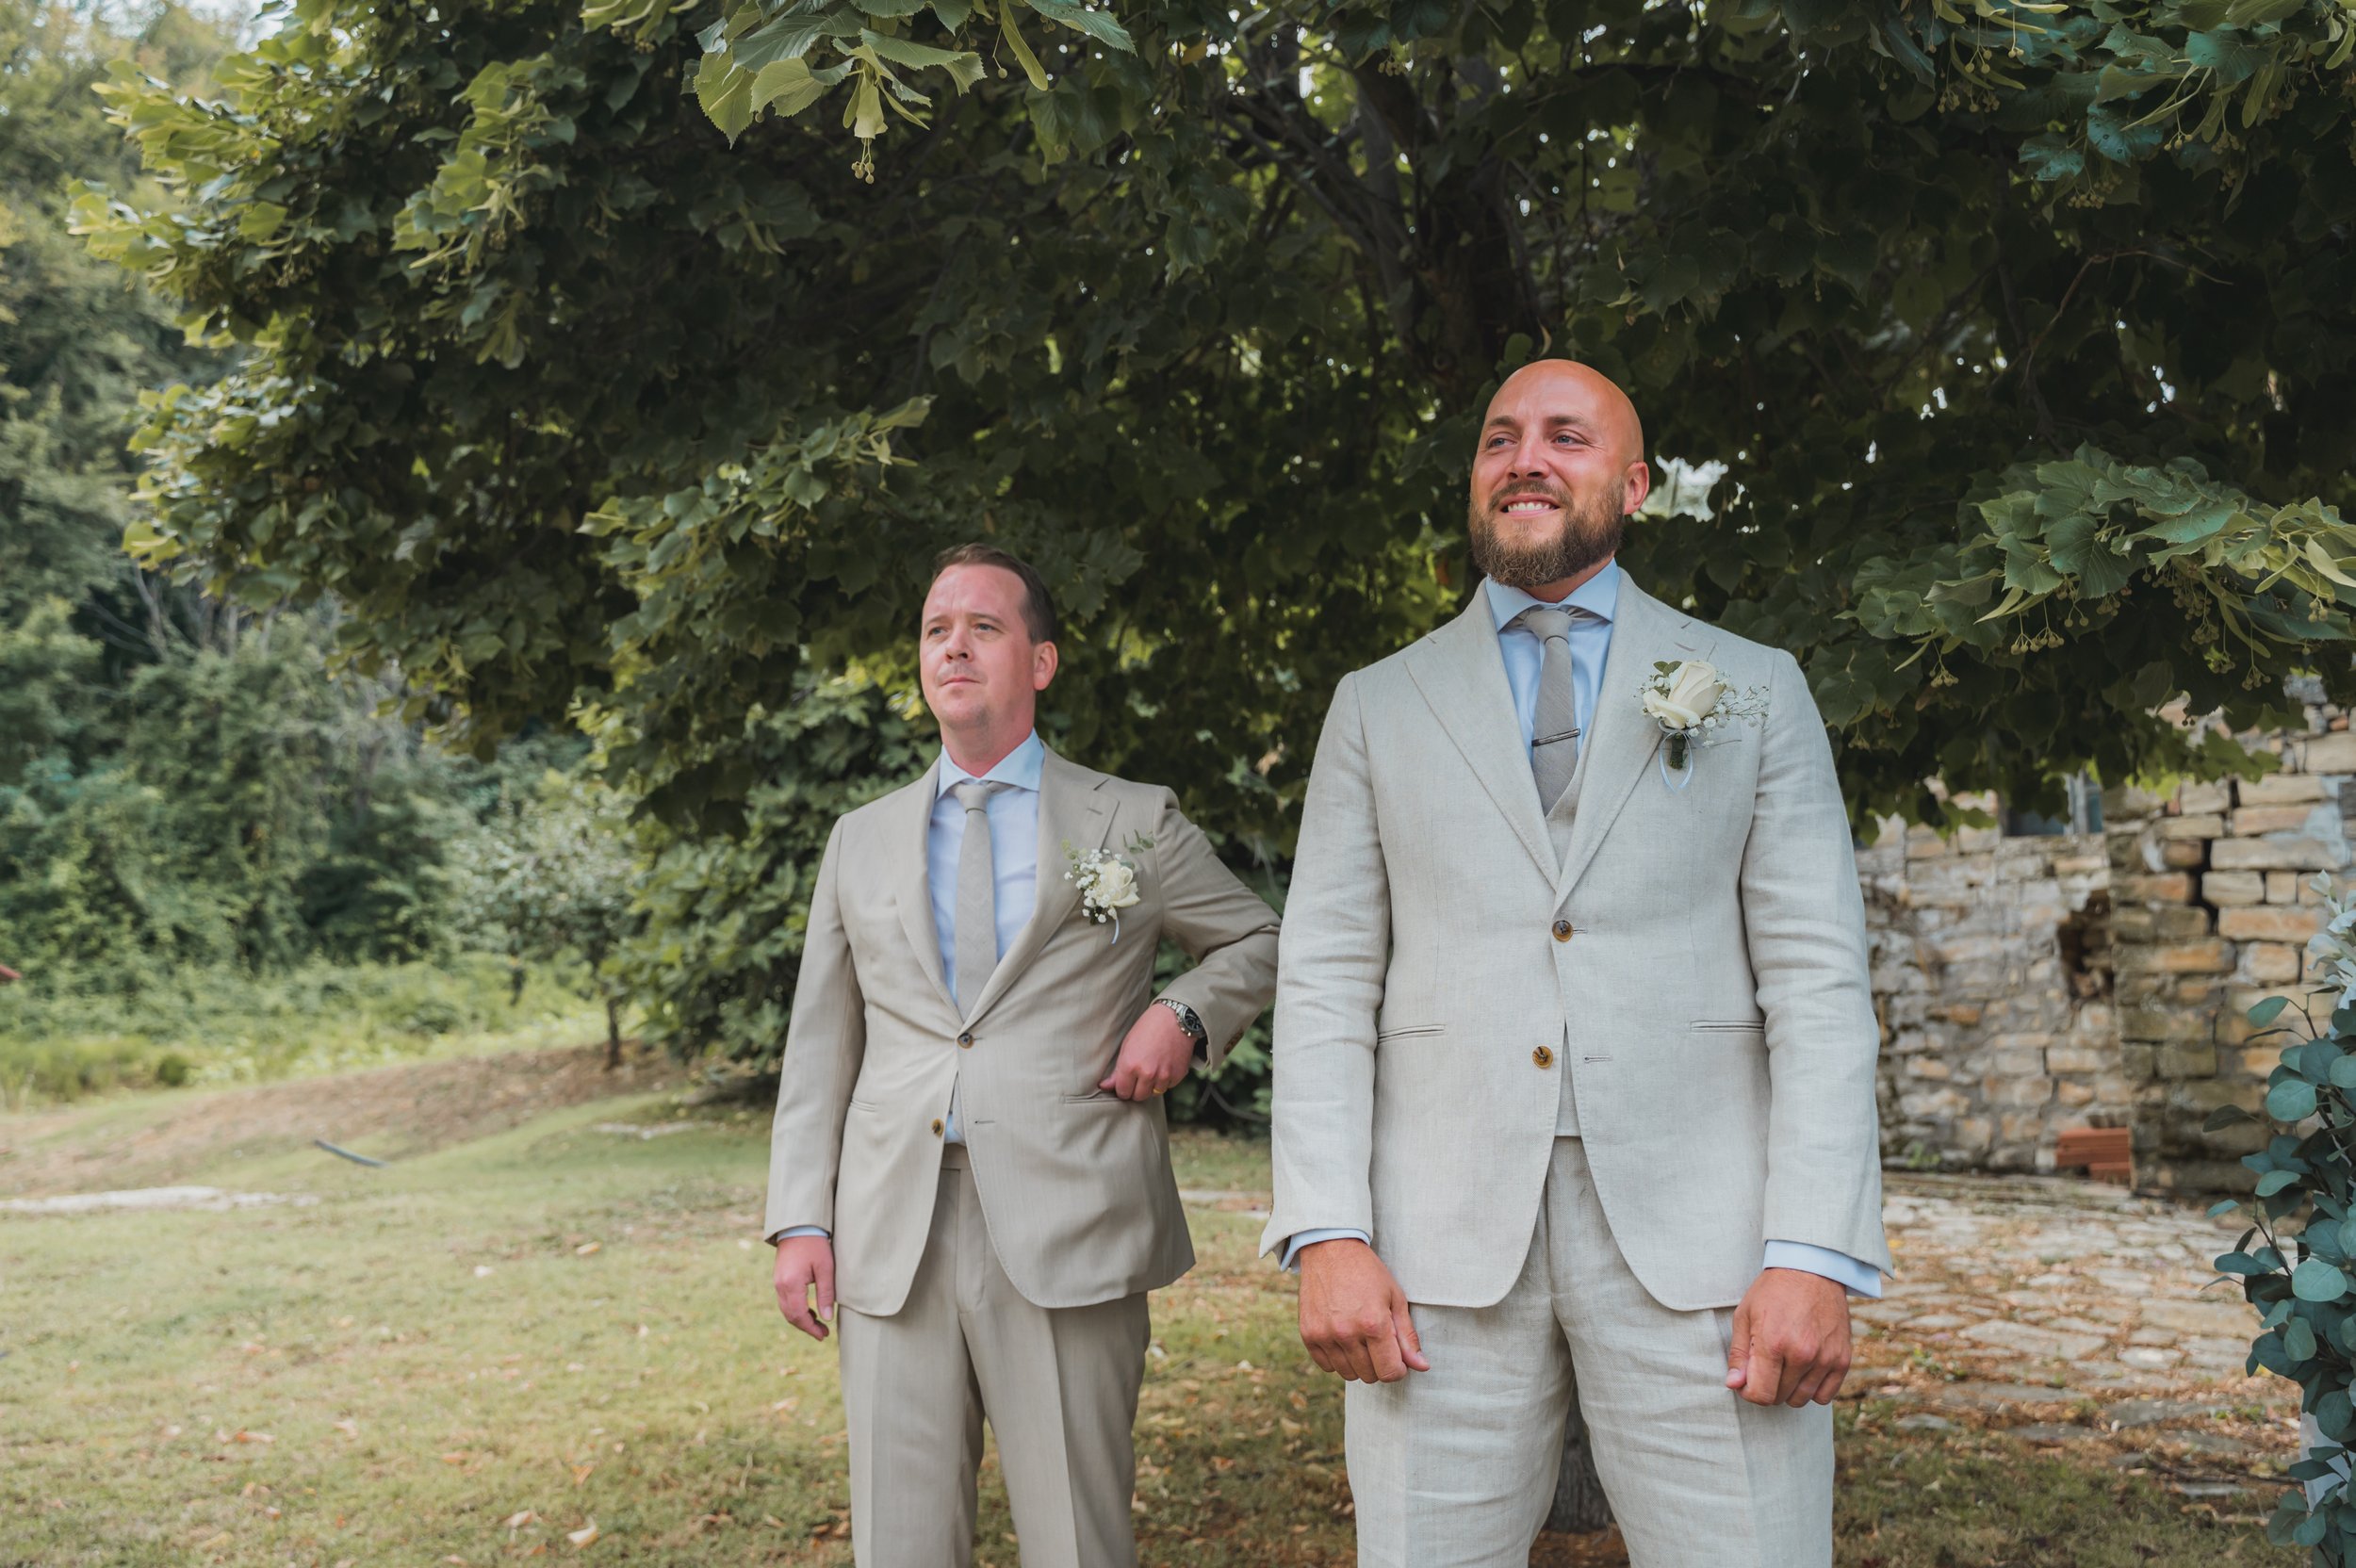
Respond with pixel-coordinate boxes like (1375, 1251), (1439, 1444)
(929, 543), (1059, 645)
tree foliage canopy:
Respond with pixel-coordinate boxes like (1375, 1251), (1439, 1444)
(70, 0), (2356, 1052)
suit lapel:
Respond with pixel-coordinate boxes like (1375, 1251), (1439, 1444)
(892, 760), (959, 1015)
(1553, 578), (1710, 899)
(1403, 595), (1557, 882)
(964, 746), (1111, 1024)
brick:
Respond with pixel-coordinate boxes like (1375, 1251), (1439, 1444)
(2046, 1046), (2109, 1074)
(2159, 840), (2208, 868)
(1906, 1057), (1953, 1080)
(2179, 781), (2234, 813)
(2244, 942), (2308, 985)
(2210, 837), (2346, 872)
(2158, 813), (2226, 840)
(2266, 871), (2303, 902)
(2240, 774), (2330, 806)
(2218, 905), (2323, 941)
(2300, 732), (2356, 774)
(1940, 1003), (1984, 1026)
(1985, 1075), (2055, 1107)
(2157, 1044), (2219, 1079)
(2055, 1080), (2095, 1106)
(2202, 871), (2265, 906)
(2119, 1006), (2215, 1043)
(1985, 1047), (2050, 1076)
(2233, 805), (2325, 835)
(2115, 939), (2235, 975)
(2154, 905), (2214, 939)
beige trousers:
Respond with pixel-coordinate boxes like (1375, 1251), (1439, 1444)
(837, 1147), (1151, 1568)
(1345, 1138), (1834, 1568)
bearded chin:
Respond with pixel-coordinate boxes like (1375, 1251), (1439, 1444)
(1467, 489), (1628, 589)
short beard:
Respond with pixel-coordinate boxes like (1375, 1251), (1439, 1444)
(1466, 482), (1628, 589)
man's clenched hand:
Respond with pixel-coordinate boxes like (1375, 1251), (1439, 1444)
(1725, 1266), (1850, 1406)
(773, 1234), (837, 1341)
(1100, 1004), (1196, 1101)
(1298, 1237), (1431, 1383)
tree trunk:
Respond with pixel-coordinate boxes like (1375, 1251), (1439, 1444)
(604, 995), (623, 1071)
(1545, 1403), (1613, 1534)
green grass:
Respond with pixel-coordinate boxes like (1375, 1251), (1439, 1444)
(0, 954), (608, 1106)
(0, 1091), (2294, 1567)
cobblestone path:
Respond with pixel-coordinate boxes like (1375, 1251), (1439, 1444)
(1852, 1171), (2298, 1499)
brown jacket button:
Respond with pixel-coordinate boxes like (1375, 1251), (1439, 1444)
(1552, 919), (1574, 941)
(930, 1119), (944, 1135)
(957, 1031), (974, 1048)
(1533, 1046), (1555, 1068)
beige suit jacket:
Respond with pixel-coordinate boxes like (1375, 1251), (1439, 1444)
(767, 746), (1281, 1314)
(1262, 578), (1890, 1312)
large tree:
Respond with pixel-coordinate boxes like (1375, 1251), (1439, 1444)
(73, 0), (2356, 1542)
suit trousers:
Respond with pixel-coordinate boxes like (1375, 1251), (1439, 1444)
(1344, 1137), (1833, 1568)
(838, 1147), (1151, 1568)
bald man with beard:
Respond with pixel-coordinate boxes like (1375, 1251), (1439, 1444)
(1264, 361), (1890, 1566)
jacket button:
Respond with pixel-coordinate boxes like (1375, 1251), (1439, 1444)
(957, 1031), (974, 1048)
(930, 1119), (944, 1135)
(1533, 1046), (1555, 1068)
(1552, 919), (1574, 941)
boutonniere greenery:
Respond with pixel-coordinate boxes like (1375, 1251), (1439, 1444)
(1063, 833), (1154, 943)
(1638, 660), (1768, 780)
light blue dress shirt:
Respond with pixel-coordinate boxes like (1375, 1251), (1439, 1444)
(1284, 570), (1882, 1298)
(777, 732), (1046, 1243)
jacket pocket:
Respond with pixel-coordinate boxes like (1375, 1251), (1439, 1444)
(1058, 1089), (1131, 1105)
(1689, 1020), (1765, 1035)
(1375, 1023), (1446, 1041)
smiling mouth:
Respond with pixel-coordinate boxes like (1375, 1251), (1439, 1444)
(1497, 495), (1561, 514)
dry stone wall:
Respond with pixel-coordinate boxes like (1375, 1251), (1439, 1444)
(1861, 704), (2356, 1193)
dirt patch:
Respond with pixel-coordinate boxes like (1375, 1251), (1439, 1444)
(0, 1044), (687, 1198)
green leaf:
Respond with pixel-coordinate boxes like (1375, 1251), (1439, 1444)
(752, 57), (852, 116)
(694, 52), (756, 142)
(2257, 1169), (2302, 1197)
(2267, 1079), (2318, 1121)
(2295, 1258), (2348, 1303)
(998, 3), (1051, 90)
(2250, 995), (2292, 1027)
(2286, 1315), (2320, 1360)
(1019, 0), (1135, 51)
(859, 29), (985, 90)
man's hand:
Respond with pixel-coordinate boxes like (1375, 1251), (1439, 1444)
(1297, 1237), (1430, 1384)
(773, 1234), (837, 1341)
(1100, 1004), (1196, 1101)
(1725, 1267), (1851, 1406)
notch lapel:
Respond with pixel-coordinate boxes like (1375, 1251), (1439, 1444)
(1553, 579), (1710, 899)
(892, 761), (958, 1016)
(1403, 596), (1557, 882)
(963, 747), (1111, 1025)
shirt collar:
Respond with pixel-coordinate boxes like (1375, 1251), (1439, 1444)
(1484, 560), (1621, 633)
(937, 730), (1046, 798)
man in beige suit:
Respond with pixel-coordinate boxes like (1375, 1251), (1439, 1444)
(766, 544), (1280, 1568)
(1266, 362), (1890, 1566)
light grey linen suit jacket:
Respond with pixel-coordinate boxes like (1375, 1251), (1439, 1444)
(768, 747), (1281, 1315)
(1262, 577), (1890, 1312)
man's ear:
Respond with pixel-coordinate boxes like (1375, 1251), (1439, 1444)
(1621, 459), (1654, 515)
(1033, 639), (1059, 692)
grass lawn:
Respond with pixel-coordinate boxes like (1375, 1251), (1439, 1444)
(0, 1075), (2295, 1566)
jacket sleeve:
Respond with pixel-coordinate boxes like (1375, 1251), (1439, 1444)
(1147, 794), (1282, 1073)
(763, 817), (866, 1241)
(1260, 672), (1390, 1259)
(1740, 650), (1892, 1278)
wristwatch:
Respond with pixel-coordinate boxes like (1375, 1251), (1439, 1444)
(1153, 997), (1208, 1051)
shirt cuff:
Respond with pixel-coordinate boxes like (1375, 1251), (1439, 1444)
(773, 1226), (829, 1243)
(1761, 1240), (1884, 1298)
(1281, 1228), (1371, 1271)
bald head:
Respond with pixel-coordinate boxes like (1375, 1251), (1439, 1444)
(1466, 358), (1652, 596)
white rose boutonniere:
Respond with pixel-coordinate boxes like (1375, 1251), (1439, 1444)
(1064, 832), (1153, 943)
(1637, 659), (1768, 786)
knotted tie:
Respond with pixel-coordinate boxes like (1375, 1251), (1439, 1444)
(952, 780), (1006, 1016)
(1512, 604), (1595, 813)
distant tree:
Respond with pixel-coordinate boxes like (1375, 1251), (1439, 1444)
(450, 772), (641, 1068)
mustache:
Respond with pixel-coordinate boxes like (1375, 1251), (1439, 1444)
(1486, 482), (1570, 514)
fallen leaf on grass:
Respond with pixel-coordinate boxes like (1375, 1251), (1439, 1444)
(566, 1521), (599, 1548)
(771, 1397), (800, 1414)
(569, 1462), (596, 1487)
(220, 1429), (275, 1446)
(441, 1451), (470, 1465)
(503, 1510), (537, 1529)
(474, 1266), (494, 1278)
(574, 1242), (600, 1256)
(333, 1418), (358, 1436)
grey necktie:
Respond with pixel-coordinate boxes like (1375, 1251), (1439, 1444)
(1512, 605), (1590, 812)
(952, 780), (1006, 1017)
